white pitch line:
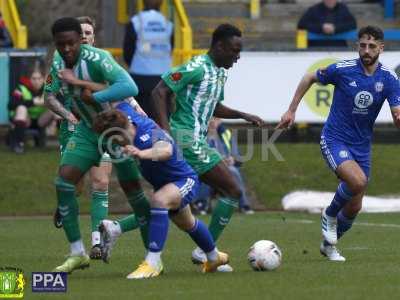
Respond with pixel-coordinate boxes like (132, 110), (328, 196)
(281, 219), (400, 229)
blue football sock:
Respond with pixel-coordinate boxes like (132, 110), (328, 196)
(148, 208), (169, 252)
(187, 219), (215, 253)
(326, 182), (353, 218)
(337, 210), (356, 240)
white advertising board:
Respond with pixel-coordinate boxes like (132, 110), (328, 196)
(224, 51), (400, 123)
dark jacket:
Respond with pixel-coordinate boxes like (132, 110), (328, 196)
(0, 21), (13, 48)
(297, 2), (357, 47)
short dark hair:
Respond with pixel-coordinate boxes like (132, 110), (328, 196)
(358, 26), (384, 41)
(51, 17), (82, 36)
(77, 16), (96, 30)
(211, 23), (242, 46)
(93, 110), (131, 146)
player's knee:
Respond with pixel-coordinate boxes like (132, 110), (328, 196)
(54, 176), (75, 192)
(119, 179), (142, 195)
(345, 200), (362, 216)
(227, 185), (242, 200)
(91, 177), (109, 191)
(349, 175), (368, 195)
(150, 194), (169, 209)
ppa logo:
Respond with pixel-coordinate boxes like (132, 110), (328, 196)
(31, 272), (67, 293)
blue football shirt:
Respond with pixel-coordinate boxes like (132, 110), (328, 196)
(116, 102), (197, 190)
(316, 58), (400, 145)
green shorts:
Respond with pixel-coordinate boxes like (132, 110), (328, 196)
(171, 128), (222, 175)
(59, 120), (111, 163)
(60, 121), (140, 180)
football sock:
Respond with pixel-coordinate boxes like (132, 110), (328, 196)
(145, 251), (162, 269)
(326, 182), (353, 217)
(148, 208), (169, 254)
(91, 190), (108, 236)
(187, 219), (215, 254)
(55, 177), (81, 243)
(70, 239), (85, 256)
(209, 197), (238, 241)
(127, 190), (151, 248)
(337, 210), (356, 240)
(118, 214), (140, 233)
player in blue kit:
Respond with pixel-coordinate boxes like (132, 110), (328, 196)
(93, 102), (229, 279)
(277, 26), (400, 261)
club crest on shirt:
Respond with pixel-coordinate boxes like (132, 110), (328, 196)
(375, 82), (384, 92)
(339, 150), (348, 158)
(170, 72), (182, 82)
(46, 74), (52, 85)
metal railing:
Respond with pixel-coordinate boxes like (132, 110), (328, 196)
(0, 0), (27, 49)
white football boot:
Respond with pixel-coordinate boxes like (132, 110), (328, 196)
(321, 208), (337, 245)
(99, 220), (121, 263)
(320, 242), (346, 262)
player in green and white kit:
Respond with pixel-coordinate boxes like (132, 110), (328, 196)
(44, 18), (150, 273)
(152, 24), (264, 271)
(53, 16), (141, 260)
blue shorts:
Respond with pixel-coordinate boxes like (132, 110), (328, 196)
(320, 135), (371, 178)
(170, 176), (200, 212)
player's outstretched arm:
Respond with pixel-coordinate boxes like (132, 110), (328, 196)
(276, 72), (317, 129)
(58, 69), (107, 92)
(122, 141), (173, 161)
(151, 80), (174, 132)
(213, 103), (264, 127)
(390, 106), (400, 128)
(45, 93), (78, 124)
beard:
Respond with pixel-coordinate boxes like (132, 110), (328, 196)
(360, 54), (379, 66)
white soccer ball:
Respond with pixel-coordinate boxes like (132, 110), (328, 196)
(247, 240), (282, 271)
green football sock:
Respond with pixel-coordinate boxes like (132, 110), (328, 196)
(127, 190), (150, 248)
(208, 197), (239, 242)
(91, 190), (109, 232)
(118, 214), (140, 233)
(55, 177), (81, 243)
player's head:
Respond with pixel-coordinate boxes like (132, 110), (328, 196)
(51, 17), (82, 67)
(93, 110), (136, 146)
(77, 16), (95, 46)
(357, 26), (384, 67)
(144, 0), (163, 10)
(209, 24), (242, 69)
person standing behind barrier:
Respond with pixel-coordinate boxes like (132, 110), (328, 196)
(123, 0), (173, 119)
(0, 12), (13, 48)
(297, 0), (357, 48)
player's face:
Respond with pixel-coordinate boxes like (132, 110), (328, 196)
(81, 23), (95, 46)
(54, 31), (82, 67)
(219, 36), (242, 69)
(358, 34), (383, 66)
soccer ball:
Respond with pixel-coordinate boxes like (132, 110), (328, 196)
(247, 240), (282, 271)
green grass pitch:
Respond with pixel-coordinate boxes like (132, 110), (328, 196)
(2, 212), (400, 300)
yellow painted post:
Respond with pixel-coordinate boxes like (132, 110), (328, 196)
(117, 0), (129, 24)
(296, 30), (308, 49)
(250, 0), (260, 20)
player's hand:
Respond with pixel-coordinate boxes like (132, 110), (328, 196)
(122, 145), (142, 158)
(276, 110), (295, 130)
(392, 108), (400, 128)
(243, 113), (264, 127)
(58, 69), (78, 85)
(66, 112), (79, 124)
(80, 88), (96, 106)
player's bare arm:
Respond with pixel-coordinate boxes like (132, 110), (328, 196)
(276, 72), (318, 129)
(213, 103), (264, 126)
(58, 69), (107, 92)
(390, 106), (400, 128)
(45, 92), (78, 124)
(151, 80), (174, 132)
(123, 141), (173, 161)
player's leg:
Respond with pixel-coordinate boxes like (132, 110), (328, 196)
(53, 123), (102, 273)
(113, 157), (150, 248)
(88, 157), (112, 259)
(126, 182), (181, 279)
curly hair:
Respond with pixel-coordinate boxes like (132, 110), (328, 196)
(93, 110), (131, 145)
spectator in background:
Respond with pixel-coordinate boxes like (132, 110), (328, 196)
(0, 12), (13, 48)
(297, 0), (357, 48)
(8, 69), (56, 153)
(123, 0), (173, 119)
(193, 118), (254, 215)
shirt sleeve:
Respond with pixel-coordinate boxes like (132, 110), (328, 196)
(316, 63), (338, 85)
(44, 62), (62, 96)
(161, 60), (204, 93)
(386, 73), (400, 107)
